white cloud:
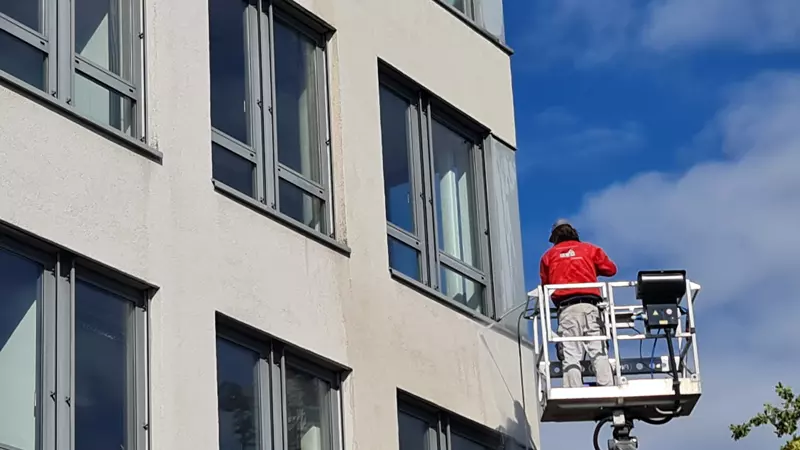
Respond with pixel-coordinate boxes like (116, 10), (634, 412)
(523, 0), (800, 65)
(540, 72), (800, 449)
(524, 0), (640, 65)
(643, 0), (800, 53)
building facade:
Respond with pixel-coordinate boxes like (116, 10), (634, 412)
(0, 0), (538, 449)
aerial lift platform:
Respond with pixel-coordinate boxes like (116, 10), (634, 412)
(526, 270), (702, 449)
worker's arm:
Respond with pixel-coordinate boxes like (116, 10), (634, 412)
(593, 246), (617, 277)
(539, 257), (549, 286)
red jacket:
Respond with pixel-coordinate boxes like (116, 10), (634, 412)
(539, 240), (617, 303)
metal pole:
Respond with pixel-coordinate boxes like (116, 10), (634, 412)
(606, 283), (623, 384)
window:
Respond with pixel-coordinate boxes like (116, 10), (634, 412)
(435, 0), (506, 44)
(0, 0), (145, 138)
(379, 70), (493, 317)
(397, 395), (522, 450)
(208, 0), (333, 236)
(0, 232), (149, 450)
(215, 326), (342, 450)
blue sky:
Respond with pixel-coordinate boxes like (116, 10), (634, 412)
(502, 1), (800, 449)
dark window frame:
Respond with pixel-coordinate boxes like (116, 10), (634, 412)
(379, 67), (495, 319)
(208, 0), (337, 241)
(215, 321), (344, 450)
(0, 0), (148, 147)
(0, 225), (151, 450)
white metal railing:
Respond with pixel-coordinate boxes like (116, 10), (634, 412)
(528, 278), (702, 401)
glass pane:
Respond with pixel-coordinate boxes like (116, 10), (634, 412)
(440, 265), (484, 314)
(286, 365), (331, 450)
(0, 30), (46, 90)
(208, 0), (250, 145)
(213, 144), (256, 198)
(74, 0), (132, 80)
(74, 280), (133, 450)
(274, 20), (322, 183)
(0, 249), (41, 450)
(0, 0), (41, 32)
(73, 73), (135, 135)
(398, 412), (429, 450)
(432, 119), (480, 269)
(475, 0), (505, 41)
(379, 86), (415, 233)
(279, 179), (325, 233)
(216, 337), (260, 450)
(443, 0), (470, 16)
(452, 433), (489, 450)
(388, 237), (421, 282)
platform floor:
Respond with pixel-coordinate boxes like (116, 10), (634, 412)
(540, 378), (701, 423)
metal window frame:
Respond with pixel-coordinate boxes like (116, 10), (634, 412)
(380, 79), (429, 284)
(0, 0), (147, 141)
(209, 0), (335, 238)
(0, 231), (151, 450)
(215, 325), (344, 450)
(0, 9), (52, 92)
(378, 70), (494, 318)
(68, 0), (143, 138)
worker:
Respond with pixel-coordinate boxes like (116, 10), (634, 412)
(539, 219), (616, 388)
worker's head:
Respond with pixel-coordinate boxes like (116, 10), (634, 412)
(549, 218), (580, 244)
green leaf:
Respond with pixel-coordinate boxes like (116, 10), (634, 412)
(730, 383), (800, 449)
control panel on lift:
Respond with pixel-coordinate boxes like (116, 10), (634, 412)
(526, 270), (703, 449)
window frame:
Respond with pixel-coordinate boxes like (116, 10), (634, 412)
(0, 0), (148, 146)
(379, 68), (495, 319)
(397, 394), (515, 450)
(215, 322), (344, 450)
(431, 0), (512, 54)
(209, 0), (336, 240)
(0, 227), (151, 450)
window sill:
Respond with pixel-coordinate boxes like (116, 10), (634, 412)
(213, 180), (351, 257)
(0, 72), (163, 163)
(432, 0), (514, 56)
(390, 269), (536, 347)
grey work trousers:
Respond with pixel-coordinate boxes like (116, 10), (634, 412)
(557, 303), (614, 388)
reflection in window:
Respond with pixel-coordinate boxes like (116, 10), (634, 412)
(398, 411), (429, 450)
(275, 20), (321, 183)
(214, 330), (341, 450)
(443, 0), (469, 15)
(379, 86), (416, 234)
(398, 399), (503, 450)
(379, 72), (492, 316)
(74, 280), (133, 450)
(432, 119), (480, 269)
(0, 0), (42, 31)
(440, 265), (483, 313)
(212, 143), (256, 197)
(216, 337), (260, 450)
(207, 2), (331, 235)
(73, 73), (135, 135)
(0, 249), (41, 450)
(74, 0), (130, 79)
(388, 238), (421, 282)
(0, 30), (46, 89)
(208, 0), (250, 145)
(279, 179), (325, 233)
(286, 366), (331, 450)
(452, 433), (489, 450)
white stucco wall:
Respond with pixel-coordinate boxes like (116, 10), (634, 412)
(0, 0), (536, 449)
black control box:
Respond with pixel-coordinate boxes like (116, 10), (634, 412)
(644, 304), (679, 330)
